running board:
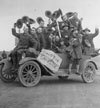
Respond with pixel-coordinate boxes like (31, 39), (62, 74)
(50, 69), (81, 76)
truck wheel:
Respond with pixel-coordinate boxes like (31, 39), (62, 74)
(18, 61), (41, 87)
(0, 64), (17, 83)
(81, 62), (96, 83)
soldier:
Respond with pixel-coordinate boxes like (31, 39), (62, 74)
(56, 38), (67, 53)
(36, 17), (51, 50)
(30, 27), (40, 51)
(82, 27), (99, 55)
(11, 20), (38, 71)
(68, 29), (83, 74)
(61, 13), (73, 45)
(60, 23), (71, 47)
(14, 18), (25, 46)
(66, 12), (83, 32)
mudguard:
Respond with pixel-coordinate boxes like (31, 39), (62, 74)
(19, 57), (36, 65)
(0, 58), (12, 71)
(79, 56), (98, 74)
(19, 57), (54, 75)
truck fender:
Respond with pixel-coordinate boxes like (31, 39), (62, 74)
(79, 60), (97, 74)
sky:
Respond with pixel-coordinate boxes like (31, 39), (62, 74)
(0, 0), (100, 51)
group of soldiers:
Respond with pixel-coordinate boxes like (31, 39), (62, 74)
(11, 9), (99, 74)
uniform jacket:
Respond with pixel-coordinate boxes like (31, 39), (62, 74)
(12, 28), (38, 50)
(37, 26), (51, 50)
(83, 28), (99, 49)
(71, 34), (82, 59)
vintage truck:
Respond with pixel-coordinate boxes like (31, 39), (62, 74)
(0, 48), (100, 87)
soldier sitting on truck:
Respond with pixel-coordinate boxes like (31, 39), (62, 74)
(82, 27), (99, 56)
(10, 19), (38, 71)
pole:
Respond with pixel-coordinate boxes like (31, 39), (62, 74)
(56, 21), (61, 38)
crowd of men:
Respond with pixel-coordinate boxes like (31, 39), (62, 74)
(10, 9), (99, 74)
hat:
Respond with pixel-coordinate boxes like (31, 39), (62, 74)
(29, 18), (35, 24)
(52, 9), (61, 19)
(16, 19), (23, 29)
(45, 10), (52, 18)
(22, 16), (29, 23)
(36, 17), (44, 24)
(83, 28), (90, 32)
(66, 12), (74, 18)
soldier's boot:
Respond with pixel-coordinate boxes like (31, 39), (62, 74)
(76, 64), (80, 75)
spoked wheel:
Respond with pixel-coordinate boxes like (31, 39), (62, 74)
(18, 61), (41, 87)
(81, 62), (96, 83)
(0, 64), (17, 83)
(58, 76), (69, 80)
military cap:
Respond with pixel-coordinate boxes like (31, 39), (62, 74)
(29, 18), (35, 24)
(83, 28), (91, 32)
(66, 12), (75, 18)
(36, 17), (44, 24)
(22, 16), (29, 23)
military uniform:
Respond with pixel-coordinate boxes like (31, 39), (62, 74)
(12, 28), (37, 50)
(68, 31), (83, 74)
(11, 28), (38, 69)
(36, 17), (46, 50)
(36, 26), (47, 51)
(83, 28), (99, 50)
(67, 12), (82, 32)
(71, 33), (82, 62)
(29, 27), (40, 51)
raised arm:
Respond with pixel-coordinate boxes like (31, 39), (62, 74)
(90, 28), (99, 38)
(12, 23), (21, 38)
(78, 18), (83, 32)
(12, 28), (20, 38)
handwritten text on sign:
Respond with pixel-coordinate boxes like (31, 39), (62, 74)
(37, 49), (62, 72)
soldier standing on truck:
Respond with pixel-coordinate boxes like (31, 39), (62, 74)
(68, 29), (83, 74)
(36, 17), (47, 51)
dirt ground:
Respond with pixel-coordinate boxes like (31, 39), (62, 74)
(0, 75), (100, 108)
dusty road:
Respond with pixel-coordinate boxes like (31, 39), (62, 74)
(0, 75), (100, 108)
